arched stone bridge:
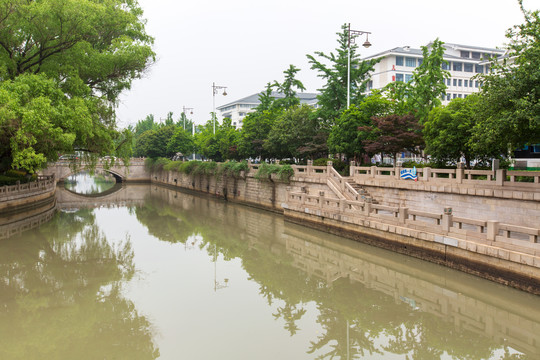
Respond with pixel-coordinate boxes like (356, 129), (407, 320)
(40, 158), (150, 183)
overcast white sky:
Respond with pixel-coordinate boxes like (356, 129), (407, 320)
(115, 0), (537, 128)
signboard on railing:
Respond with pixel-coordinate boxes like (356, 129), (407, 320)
(400, 167), (418, 181)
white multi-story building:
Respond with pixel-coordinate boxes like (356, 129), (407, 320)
(363, 42), (505, 103)
(216, 92), (319, 128)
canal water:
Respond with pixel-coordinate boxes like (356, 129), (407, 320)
(1, 175), (540, 359)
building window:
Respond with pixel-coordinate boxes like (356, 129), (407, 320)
(417, 59), (423, 66)
(472, 52), (481, 59)
(453, 62), (463, 71)
(453, 94), (457, 99)
(475, 81), (479, 88)
(464, 63), (473, 72)
(458, 79), (462, 87)
(239, 112), (246, 117)
(447, 94), (451, 101)
(405, 57), (416, 67)
(396, 56), (404, 66)
(395, 73), (404, 82)
(453, 79), (457, 86)
(458, 94), (463, 98)
(446, 78), (451, 86)
(475, 64), (483, 73)
(464, 80), (468, 87)
(460, 51), (470, 58)
(442, 61), (450, 70)
(367, 80), (373, 90)
(405, 74), (413, 82)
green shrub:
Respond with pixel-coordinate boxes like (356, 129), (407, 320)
(218, 161), (249, 179)
(0, 175), (19, 186)
(144, 157), (171, 172)
(255, 163), (294, 182)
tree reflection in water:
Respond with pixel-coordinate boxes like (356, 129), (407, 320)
(0, 209), (159, 360)
(133, 186), (530, 360)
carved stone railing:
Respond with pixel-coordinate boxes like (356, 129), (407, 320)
(0, 175), (56, 202)
(350, 165), (540, 188)
(286, 191), (540, 251)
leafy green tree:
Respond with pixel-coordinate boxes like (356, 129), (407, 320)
(0, 0), (154, 102)
(409, 38), (450, 123)
(237, 109), (280, 160)
(359, 114), (424, 164)
(424, 95), (482, 167)
(134, 114), (158, 137)
(167, 127), (194, 156)
(0, 74), (107, 172)
(264, 105), (322, 160)
(217, 118), (242, 161)
(382, 39), (449, 122)
(134, 125), (175, 158)
(256, 83), (276, 112)
(194, 120), (222, 161)
(307, 24), (378, 124)
(272, 64), (306, 109)
(472, 1), (540, 154)
(328, 92), (393, 162)
(0, 0), (154, 172)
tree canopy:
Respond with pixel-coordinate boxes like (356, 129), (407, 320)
(0, 0), (154, 173)
(307, 23), (378, 124)
(472, 0), (540, 153)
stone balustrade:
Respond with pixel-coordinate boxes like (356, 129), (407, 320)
(287, 190), (540, 250)
(351, 165), (540, 188)
(0, 175), (55, 201)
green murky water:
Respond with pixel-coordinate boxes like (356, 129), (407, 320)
(1, 177), (539, 359)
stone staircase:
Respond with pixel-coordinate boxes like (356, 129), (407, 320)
(345, 178), (379, 204)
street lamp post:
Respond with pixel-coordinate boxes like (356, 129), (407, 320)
(212, 82), (227, 134)
(346, 23), (372, 109)
(182, 106), (193, 130)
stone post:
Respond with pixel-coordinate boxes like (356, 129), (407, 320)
(349, 160), (356, 177)
(364, 198), (372, 216)
(496, 169), (506, 187)
(327, 161), (333, 179)
(423, 167), (431, 182)
(395, 165), (401, 180)
(442, 207), (453, 232)
(398, 207), (409, 224)
(456, 163), (464, 184)
(307, 159), (313, 177)
(487, 220), (499, 241)
(370, 166), (377, 178)
(339, 199), (346, 212)
(319, 191), (325, 209)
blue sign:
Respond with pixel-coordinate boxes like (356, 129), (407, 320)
(400, 167), (418, 181)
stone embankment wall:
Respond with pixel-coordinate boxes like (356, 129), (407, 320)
(150, 167), (329, 213)
(152, 163), (540, 294)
